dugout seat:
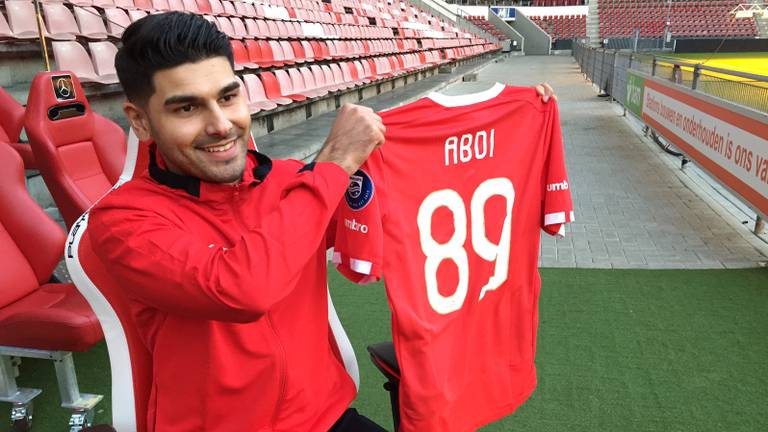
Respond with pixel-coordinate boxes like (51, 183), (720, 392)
(368, 341), (401, 432)
(24, 71), (126, 228)
(66, 131), (360, 432)
(0, 87), (36, 169)
(0, 143), (105, 432)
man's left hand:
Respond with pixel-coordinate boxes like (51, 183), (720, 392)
(535, 83), (557, 103)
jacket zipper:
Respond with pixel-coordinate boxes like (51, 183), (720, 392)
(231, 183), (286, 429)
(266, 314), (287, 430)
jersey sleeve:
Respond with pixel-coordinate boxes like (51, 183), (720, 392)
(541, 101), (575, 237)
(332, 150), (385, 284)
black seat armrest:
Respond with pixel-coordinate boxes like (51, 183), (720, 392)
(367, 341), (400, 381)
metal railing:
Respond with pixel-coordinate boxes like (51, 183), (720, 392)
(573, 42), (768, 114)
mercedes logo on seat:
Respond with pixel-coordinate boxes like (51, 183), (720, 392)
(56, 78), (71, 97)
(51, 74), (76, 101)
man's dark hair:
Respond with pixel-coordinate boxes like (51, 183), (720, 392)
(115, 12), (233, 105)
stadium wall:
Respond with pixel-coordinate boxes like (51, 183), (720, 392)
(574, 43), (768, 222)
(674, 38), (768, 53)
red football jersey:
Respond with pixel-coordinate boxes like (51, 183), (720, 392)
(333, 83), (574, 432)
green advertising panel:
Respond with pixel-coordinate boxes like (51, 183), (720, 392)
(626, 71), (645, 117)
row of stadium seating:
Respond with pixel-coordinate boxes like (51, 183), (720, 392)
(531, 0), (585, 5)
(597, 0), (757, 38)
(466, 15), (508, 41)
(0, 0), (487, 41)
(528, 14), (585, 41)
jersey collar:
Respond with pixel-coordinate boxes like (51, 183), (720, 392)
(427, 82), (506, 107)
(147, 142), (272, 198)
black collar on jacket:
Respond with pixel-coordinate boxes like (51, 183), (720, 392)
(148, 146), (273, 198)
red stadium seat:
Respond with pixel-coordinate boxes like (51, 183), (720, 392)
(222, 0), (237, 16)
(23, 71), (126, 227)
(181, 0), (198, 13)
(0, 87), (36, 169)
(195, 0), (212, 14)
(132, 0), (152, 11)
(104, 7), (130, 38)
(74, 6), (109, 40)
(114, 0), (136, 9)
(0, 142), (104, 429)
(52, 41), (119, 85)
(253, 39), (275, 67)
(242, 73), (278, 111)
(151, 0), (171, 11)
(43, 2), (80, 40)
(166, 0), (183, 11)
(209, 0), (225, 16)
(273, 69), (306, 101)
(231, 16), (249, 38)
(88, 41), (120, 82)
(298, 66), (327, 98)
(279, 40), (295, 64)
(127, 9), (147, 22)
(259, 71), (293, 105)
(268, 40), (286, 65)
(230, 39), (256, 70)
(0, 7), (14, 39)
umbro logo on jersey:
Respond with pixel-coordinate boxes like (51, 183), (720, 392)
(344, 218), (369, 234)
(546, 180), (569, 192)
(345, 169), (374, 211)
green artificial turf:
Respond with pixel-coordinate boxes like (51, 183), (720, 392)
(4, 268), (768, 431)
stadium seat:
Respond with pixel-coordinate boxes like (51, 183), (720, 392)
(230, 39), (256, 70)
(103, 7), (130, 38)
(114, 0), (136, 9)
(23, 71), (126, 227)
(298, 66), (327, 98)
(73, 6), (109, 39)
(0, 7), (14, 39)
(242, 73), (278, 112)
(367, 341), (401, 431)
(133, 0), (152, 11)
(231, 16), (249, 39)
(88, 41), (120, 82)
(42, 2), (81, 40)
(181, 0), (199, 13)
(127, 9), (147, 22)
(273, 69), (306, 101)
(258, 71), (293, 105)
(0, 87), (36, 169)
(252, 40), (275, 67)
(0, 142), (105, 431)
(5, 1), (45, 40)
(268, 40), (286, 65)
(52, 41), (119, 85)
(166, 0), (184, 11)
(195, 0), (212, 14)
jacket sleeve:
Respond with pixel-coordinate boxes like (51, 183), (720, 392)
(87, 161), (349, 323)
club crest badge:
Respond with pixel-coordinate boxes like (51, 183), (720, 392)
(345, 169), (374, 211)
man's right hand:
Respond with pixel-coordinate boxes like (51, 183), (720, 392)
(315, 104), (385, 175)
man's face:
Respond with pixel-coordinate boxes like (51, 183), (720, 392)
(128, 57), (251, 184)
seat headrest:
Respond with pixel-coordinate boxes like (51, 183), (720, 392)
(26, 71), (91, 119)
(24, 71), (96, 147)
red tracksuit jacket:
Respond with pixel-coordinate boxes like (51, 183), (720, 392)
(88, 147), (356, 431)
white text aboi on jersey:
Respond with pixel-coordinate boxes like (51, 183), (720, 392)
(444, 128), (496, 166)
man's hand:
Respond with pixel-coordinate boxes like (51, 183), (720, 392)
(316, 104), (385, 175)
(535, 83), (557, 103)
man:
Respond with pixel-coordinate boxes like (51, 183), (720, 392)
(90, 11), (555, 432)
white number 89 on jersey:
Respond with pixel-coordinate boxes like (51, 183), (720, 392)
(417, 177), (514, 315)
